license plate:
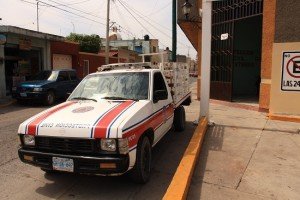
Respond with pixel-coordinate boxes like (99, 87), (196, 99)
(20, 93), (27, 97)
(52, 157), (74, 172)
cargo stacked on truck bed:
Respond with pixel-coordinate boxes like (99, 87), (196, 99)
(18, 61), (191, 183)
(160, 62), (191, 108)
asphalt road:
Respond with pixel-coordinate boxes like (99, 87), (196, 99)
(0, 78), (198, 200)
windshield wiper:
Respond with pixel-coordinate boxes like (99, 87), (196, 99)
(70, 97), (97, 102)
(102, 96), (139, 101)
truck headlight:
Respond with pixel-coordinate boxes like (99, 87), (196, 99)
(23, 135), (35, 146)
(33, 88), (43, 92)
(118, 138), (129, 154)
(101, 139), (117, 152)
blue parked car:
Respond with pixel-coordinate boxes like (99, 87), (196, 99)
(12, 69), (80, 105)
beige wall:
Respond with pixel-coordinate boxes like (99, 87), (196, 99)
(52, 54), (72, 70)
(270, 42), (300, 116)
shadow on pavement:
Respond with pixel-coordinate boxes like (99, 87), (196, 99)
(188, 124), (225, 199)
(0, 99), (65, 115)
(34, 121), (197, 200)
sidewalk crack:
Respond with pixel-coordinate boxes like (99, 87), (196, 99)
(235, 119), (268, 190)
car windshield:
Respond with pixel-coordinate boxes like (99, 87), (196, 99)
(31, 71), (59, 81)
(69, 72), (149, 101)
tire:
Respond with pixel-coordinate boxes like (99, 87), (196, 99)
(174, 105), (186, 132)
(130, 136), (152, 184)
(44, 91), (55, 106)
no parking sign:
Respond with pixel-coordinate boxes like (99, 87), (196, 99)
(281, 51), (300, 91)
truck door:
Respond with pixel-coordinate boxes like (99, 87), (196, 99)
(152, 72), (172, 143)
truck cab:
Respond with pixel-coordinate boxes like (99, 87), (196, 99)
(18, 63), (189, 183)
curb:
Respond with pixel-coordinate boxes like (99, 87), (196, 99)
(163, 117), (208, 200)
(268, 114), (300, 123)
(0, 99), (17, 108)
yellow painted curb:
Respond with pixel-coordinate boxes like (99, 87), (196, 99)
(0, 99), (17, 108)
(268, 114), (300, 123)
(163, 117), (208, 200)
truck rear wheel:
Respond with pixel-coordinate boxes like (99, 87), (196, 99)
(174, 105), (186, 131)
(130, 136), (151, 184)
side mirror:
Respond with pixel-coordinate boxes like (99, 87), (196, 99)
(153, 90), (168, 103)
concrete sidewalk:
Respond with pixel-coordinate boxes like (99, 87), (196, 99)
(188, 100), (300, 199)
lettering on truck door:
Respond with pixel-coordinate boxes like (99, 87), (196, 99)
(152, 72), (172, 143)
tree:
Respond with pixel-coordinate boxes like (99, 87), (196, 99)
(66, 33), (101, 53)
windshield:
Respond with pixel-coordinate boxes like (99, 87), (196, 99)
(69, 72), (150, 101)
(31, 71), (59, 81)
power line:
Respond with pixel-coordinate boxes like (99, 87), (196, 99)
(22, 0), (106, 26)
(146, 1), (172, 17)
(46, 0), (106, 20)
(62, 0), (92, 6)
(113, 2), (135, 38)
(117, 0), (168, 48)
(118, 0), (187, 49)
(118, 0), (188, 48)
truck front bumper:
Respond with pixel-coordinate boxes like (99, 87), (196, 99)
(18, 148), (129, 175)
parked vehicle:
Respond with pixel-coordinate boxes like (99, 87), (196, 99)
(17, 62), (191, 183)
(12, 69), (80, 105)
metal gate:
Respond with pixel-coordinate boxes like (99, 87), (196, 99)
(210, 0), (263, 101)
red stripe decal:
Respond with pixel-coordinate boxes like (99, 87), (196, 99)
(123, 110), (164, 148)
(93, 101), (133, 139)
(26, 102), (75, 135)
(124, 105), (174, 148)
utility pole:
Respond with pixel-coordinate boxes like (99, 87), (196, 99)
(36, 0), (39, 31)
(172, 0), (177, 62)
(105, 0), (111, 65)
(200, 0), (212, 119)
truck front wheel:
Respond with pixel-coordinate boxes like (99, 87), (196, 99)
(174, 105), (186, 131)
(130, 136), (152, 184)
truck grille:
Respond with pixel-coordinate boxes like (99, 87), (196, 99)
(35, 137), (96, 153)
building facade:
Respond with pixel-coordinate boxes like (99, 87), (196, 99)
(178, 0), (300, 117)
(0, 26), (64, 98)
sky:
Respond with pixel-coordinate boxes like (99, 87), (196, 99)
(0, 0), (197, 59)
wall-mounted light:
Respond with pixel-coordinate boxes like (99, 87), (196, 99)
(181, 0), (201, 29)
(182, 0), (193, 20)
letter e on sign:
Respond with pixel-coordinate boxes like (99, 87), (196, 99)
(281, 51), (300, 91)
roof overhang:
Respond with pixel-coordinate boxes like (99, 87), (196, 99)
(0, 25), (64, 41)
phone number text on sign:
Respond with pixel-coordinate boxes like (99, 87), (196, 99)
(281, 52), (300, 91)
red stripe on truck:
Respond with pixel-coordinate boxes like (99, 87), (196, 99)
(123, 109), (166, 149)
(26, 102), (75, 135)
(93, 101), (134, 139)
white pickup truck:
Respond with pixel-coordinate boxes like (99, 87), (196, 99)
(18, 62), (191, 183)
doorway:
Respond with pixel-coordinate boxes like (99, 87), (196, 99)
(4, 47), (42, 96)
(210, 0), (263, 102)
(232, 16), (262, 102)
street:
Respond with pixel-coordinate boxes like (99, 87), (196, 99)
(0, 79), (199, 200)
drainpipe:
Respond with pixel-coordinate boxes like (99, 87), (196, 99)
(172, 0), (177, 62)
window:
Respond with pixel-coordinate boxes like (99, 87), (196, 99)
(83, 60), (89, 77)
(153, 72), (167, 99)
(69, 71), (77, 80)
(69, 72), (150, 101)
(153, 46), (157, 53)
(58, 71), (69, 81)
